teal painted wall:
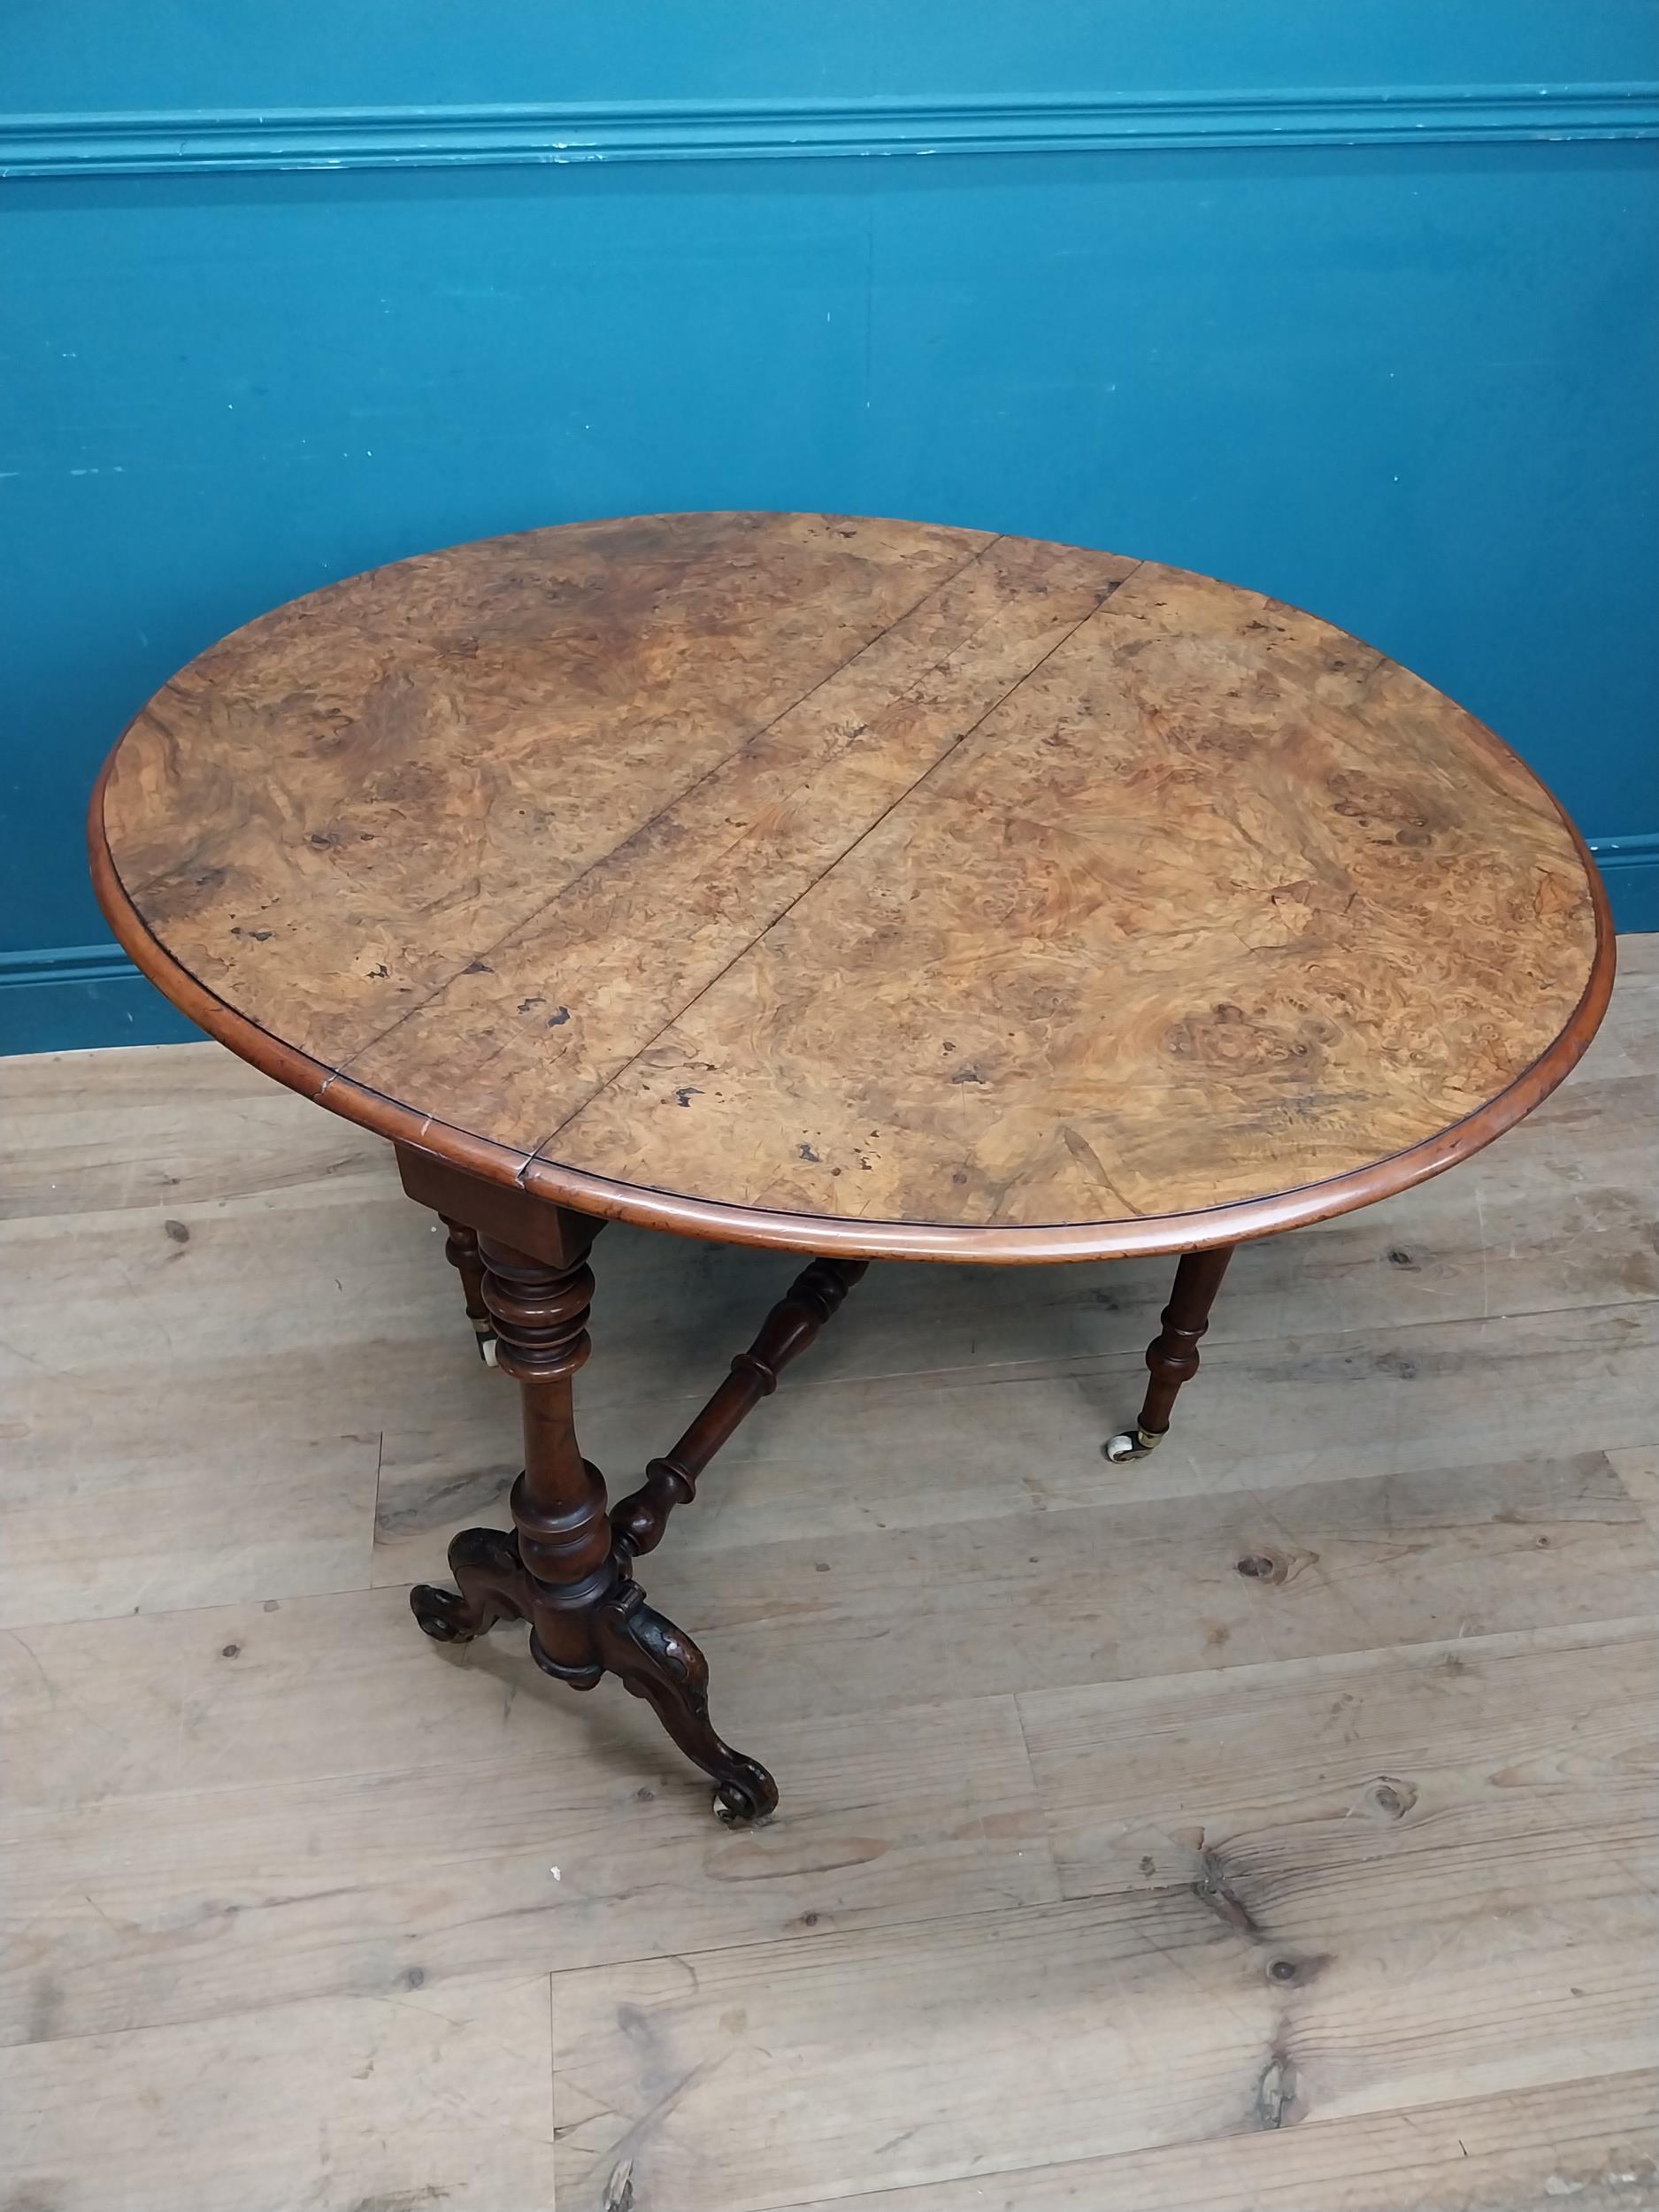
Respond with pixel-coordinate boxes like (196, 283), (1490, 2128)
(4, 4), (1657, 1052)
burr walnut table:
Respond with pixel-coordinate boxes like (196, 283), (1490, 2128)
(90, 511), (1612, 1820)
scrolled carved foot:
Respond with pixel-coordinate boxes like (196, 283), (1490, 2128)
(409, 1582), (473, 1641)
(410, 1525), (526, 1643)
(1102, 1425), (1163, 1463)
(707, 1762), (780, 1825)
(594, 1579), (779, 1823)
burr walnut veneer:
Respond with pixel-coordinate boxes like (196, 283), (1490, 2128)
(90, 511), (1612, 1816)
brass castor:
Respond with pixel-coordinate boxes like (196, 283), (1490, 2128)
(1102, 1425), (1164, 1464)
(711, 1776), (775, 1825)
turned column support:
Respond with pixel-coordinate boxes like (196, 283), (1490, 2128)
(409, 1218), (780, 1816)
(1103, 1243), (1234, 1463)
(410, 1224), (615, 1673)
(480, 1236), (615, 1666)
(397, 1148), (872, 1822)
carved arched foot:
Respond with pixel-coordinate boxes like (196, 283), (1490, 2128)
(594, 1579), (779, 1822)
(410, 1525), (526, 1643)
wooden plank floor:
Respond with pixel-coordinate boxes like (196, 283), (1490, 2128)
(1, 935), (1655, 2212)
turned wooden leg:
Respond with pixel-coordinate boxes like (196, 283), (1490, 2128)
(436, 1214), (496, 1360)
(1103, 1244), (1234, 1463)
(408, 1211), (780, 1819)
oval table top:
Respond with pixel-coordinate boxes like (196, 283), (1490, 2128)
(92, 511), (1611, 1263)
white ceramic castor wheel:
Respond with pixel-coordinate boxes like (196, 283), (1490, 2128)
(477, 1329), (499, 1367)
(1102, 1425), (1163, 1463)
